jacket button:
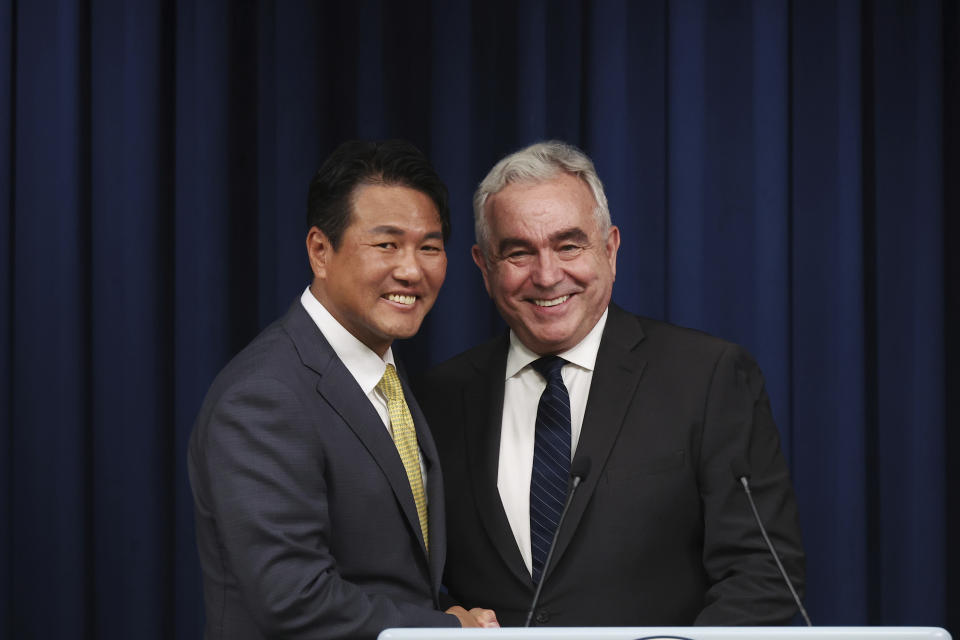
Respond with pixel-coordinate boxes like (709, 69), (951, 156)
(535, 611), (550, 624)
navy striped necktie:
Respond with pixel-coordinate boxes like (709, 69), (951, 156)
(529, 355), (571, 584)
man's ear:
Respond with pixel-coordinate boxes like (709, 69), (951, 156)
(605, 225), (621, 279)
(306, 226), (332, 280)
(471, 244), (493, 297)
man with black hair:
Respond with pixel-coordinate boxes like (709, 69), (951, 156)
(189, 140), (497, 639)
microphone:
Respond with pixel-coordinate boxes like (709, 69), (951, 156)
(524, 457), (592, 627)
(731, 459), (812, 626)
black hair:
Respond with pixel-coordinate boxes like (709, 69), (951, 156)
(306, 139), (451, 248)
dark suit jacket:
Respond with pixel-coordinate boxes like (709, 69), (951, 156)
(417, 304), (805, 627)
(188, 300), (458, 639)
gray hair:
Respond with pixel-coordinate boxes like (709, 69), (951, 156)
(473, 140), (611, 255)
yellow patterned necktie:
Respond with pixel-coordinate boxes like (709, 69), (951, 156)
(377, 364), (429, 550)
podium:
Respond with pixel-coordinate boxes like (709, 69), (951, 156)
(379, 628), (951, 640)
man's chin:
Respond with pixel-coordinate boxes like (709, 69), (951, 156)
(514, 327), (580, 355)
(381, 318), (428, 342)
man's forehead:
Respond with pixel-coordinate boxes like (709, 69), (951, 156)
(347, 184), (444, 230)
(488, 197), (598, 237)
(488, 176), (594, 219)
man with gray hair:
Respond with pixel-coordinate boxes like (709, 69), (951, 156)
(418, 140), (806, 626)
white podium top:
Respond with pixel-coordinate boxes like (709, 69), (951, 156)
(379, 627), (951, 640)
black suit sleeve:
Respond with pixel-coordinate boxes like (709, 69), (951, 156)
(190, 375), (458, 639)
(694, 345), (806, 625)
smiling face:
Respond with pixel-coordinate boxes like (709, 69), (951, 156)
(308, 183), (447, 356)
(473, 172), (620, 355)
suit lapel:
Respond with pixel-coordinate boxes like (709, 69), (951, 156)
(544, 305), (647, 582)
(283, 302), (429, 562)
(405, 374), (446, 594)
(463, 334), (535, 587)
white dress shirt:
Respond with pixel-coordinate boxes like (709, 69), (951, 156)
(300, 287), (427, 485)
(497, 308), (608, 576)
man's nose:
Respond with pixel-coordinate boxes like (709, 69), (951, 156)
(392, 249), (423, 283)
(530, 251), (563, 288)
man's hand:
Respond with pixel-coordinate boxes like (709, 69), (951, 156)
(445, 605), (500, 628)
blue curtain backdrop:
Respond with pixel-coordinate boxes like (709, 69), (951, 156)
(2, 0), (957, 637)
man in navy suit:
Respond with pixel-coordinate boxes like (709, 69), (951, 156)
(418, 141), (806, 626)
(189, 140), (497, 639)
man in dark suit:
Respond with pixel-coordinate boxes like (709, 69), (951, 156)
(418, 140), (806, 627)
(188, 140), (497, 639)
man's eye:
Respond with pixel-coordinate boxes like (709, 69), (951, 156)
(376, 242), (397, 249)
(558, 244), (584, 257)
(421, 244), (443, 253)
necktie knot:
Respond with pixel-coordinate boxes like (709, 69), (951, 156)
(377, 364), (404, 403)
(532, 355), (566, 382)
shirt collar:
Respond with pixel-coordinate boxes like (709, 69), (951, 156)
(300, 286), (395, 394)
(505, 307), (609, 380)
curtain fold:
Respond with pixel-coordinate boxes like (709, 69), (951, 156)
(0, 0), (12, 630)
(11, 0), (92, 635)
(871, 0), (945, 622)
(1, 1), (954, 637)
(90, 1), (175, 636)
(791, 0), (870, 622)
